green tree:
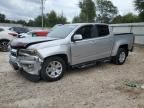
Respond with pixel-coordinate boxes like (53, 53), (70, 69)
(112, 13), (140, 24)
(111, 15), (123, 23)
(95, 0), (118, 23)
(134, 0), (144, 12)
(16, 20), (27, 25)
(34, 15), (47, 27)
(27, 20), (35, 26)
(47, 11), (58, 27)
(134, 0), (144, 21)
(34, 15), (43, 27)
(79, 0), (96, 22)
(72, 16), (81, 23)
(0, 13), (6, 22)
(57, 14), (67, 24)
(46, 11), (67, 27)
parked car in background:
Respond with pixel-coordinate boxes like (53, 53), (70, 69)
(9, 23), (134, 82)
(9, 27), (29, 34)
(18, 24), (62, 38)
(0, 27), (18, 51)
(18, 30), (49, 38)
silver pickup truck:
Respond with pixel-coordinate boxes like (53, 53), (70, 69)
(9, 23), (134, 82)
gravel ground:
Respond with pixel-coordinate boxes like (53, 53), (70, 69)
(0, 47), (144, 108)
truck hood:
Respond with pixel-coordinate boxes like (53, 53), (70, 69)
(10, 37), (58, 49)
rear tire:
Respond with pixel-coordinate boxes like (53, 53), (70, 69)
(0, 40), (9, 52)
(40, 56), (66, 82)
(112, 48), (127, 65)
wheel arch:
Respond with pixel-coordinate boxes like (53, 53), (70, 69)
(43, 54), (69, 67)
(119, 44), (128, 49)
(111, 42), (129, 57)
(0, 39), (10, 42)
(41, 54), (67, 81)
(119, 44), (129, 56)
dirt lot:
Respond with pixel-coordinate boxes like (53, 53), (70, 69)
(0, 47), (144, 108)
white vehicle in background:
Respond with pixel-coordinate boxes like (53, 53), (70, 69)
(0, 27), (18, 51)
(18, 24), (62, 38)
(18, 30), (49, 38)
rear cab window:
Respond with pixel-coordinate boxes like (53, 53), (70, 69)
(95, 25), (110, 37)
(74, 24), (110, 40)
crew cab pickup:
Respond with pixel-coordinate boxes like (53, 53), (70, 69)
(9, 23), (134, 82)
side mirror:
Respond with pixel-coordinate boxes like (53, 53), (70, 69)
(73, 34), (83, 42)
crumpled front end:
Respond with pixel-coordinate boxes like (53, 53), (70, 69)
(9, 48), (43, 81)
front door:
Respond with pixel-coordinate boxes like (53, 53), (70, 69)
(71, 25), (96, 65)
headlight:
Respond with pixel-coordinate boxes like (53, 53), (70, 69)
(18, 49), (37, 56)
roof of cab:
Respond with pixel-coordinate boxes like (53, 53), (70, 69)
(65, 23), (108, 26)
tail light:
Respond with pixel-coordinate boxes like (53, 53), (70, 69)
(9, 33), (18, 37)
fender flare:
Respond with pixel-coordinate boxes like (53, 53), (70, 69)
(0, 39), (10, 42)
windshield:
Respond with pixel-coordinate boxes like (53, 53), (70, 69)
(48, 25), (77, 39)
(51, 24), (63, 31)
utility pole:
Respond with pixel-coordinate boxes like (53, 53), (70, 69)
(41, 0), (44, 29)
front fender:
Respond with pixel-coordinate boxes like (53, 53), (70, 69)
(0, 35), (14, 41)
(37, 44), (71, 63)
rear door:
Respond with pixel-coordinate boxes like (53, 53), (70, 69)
(92, 25), (114, 59)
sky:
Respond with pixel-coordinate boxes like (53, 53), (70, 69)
(0, 0), (136, 22)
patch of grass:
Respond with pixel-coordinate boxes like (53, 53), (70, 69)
(124, 81), (138, 88)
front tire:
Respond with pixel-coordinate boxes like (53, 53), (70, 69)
(41, 57), (66, 82)
(112, 48), (127, 65)
(0, 40), (9, 52)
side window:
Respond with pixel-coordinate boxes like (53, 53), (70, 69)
(75, 25), (93, 40)
(96, 25), (110, 37)
(0, 28), (4, 32)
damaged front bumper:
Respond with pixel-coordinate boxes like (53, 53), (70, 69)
(9, 51), (43, 81)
